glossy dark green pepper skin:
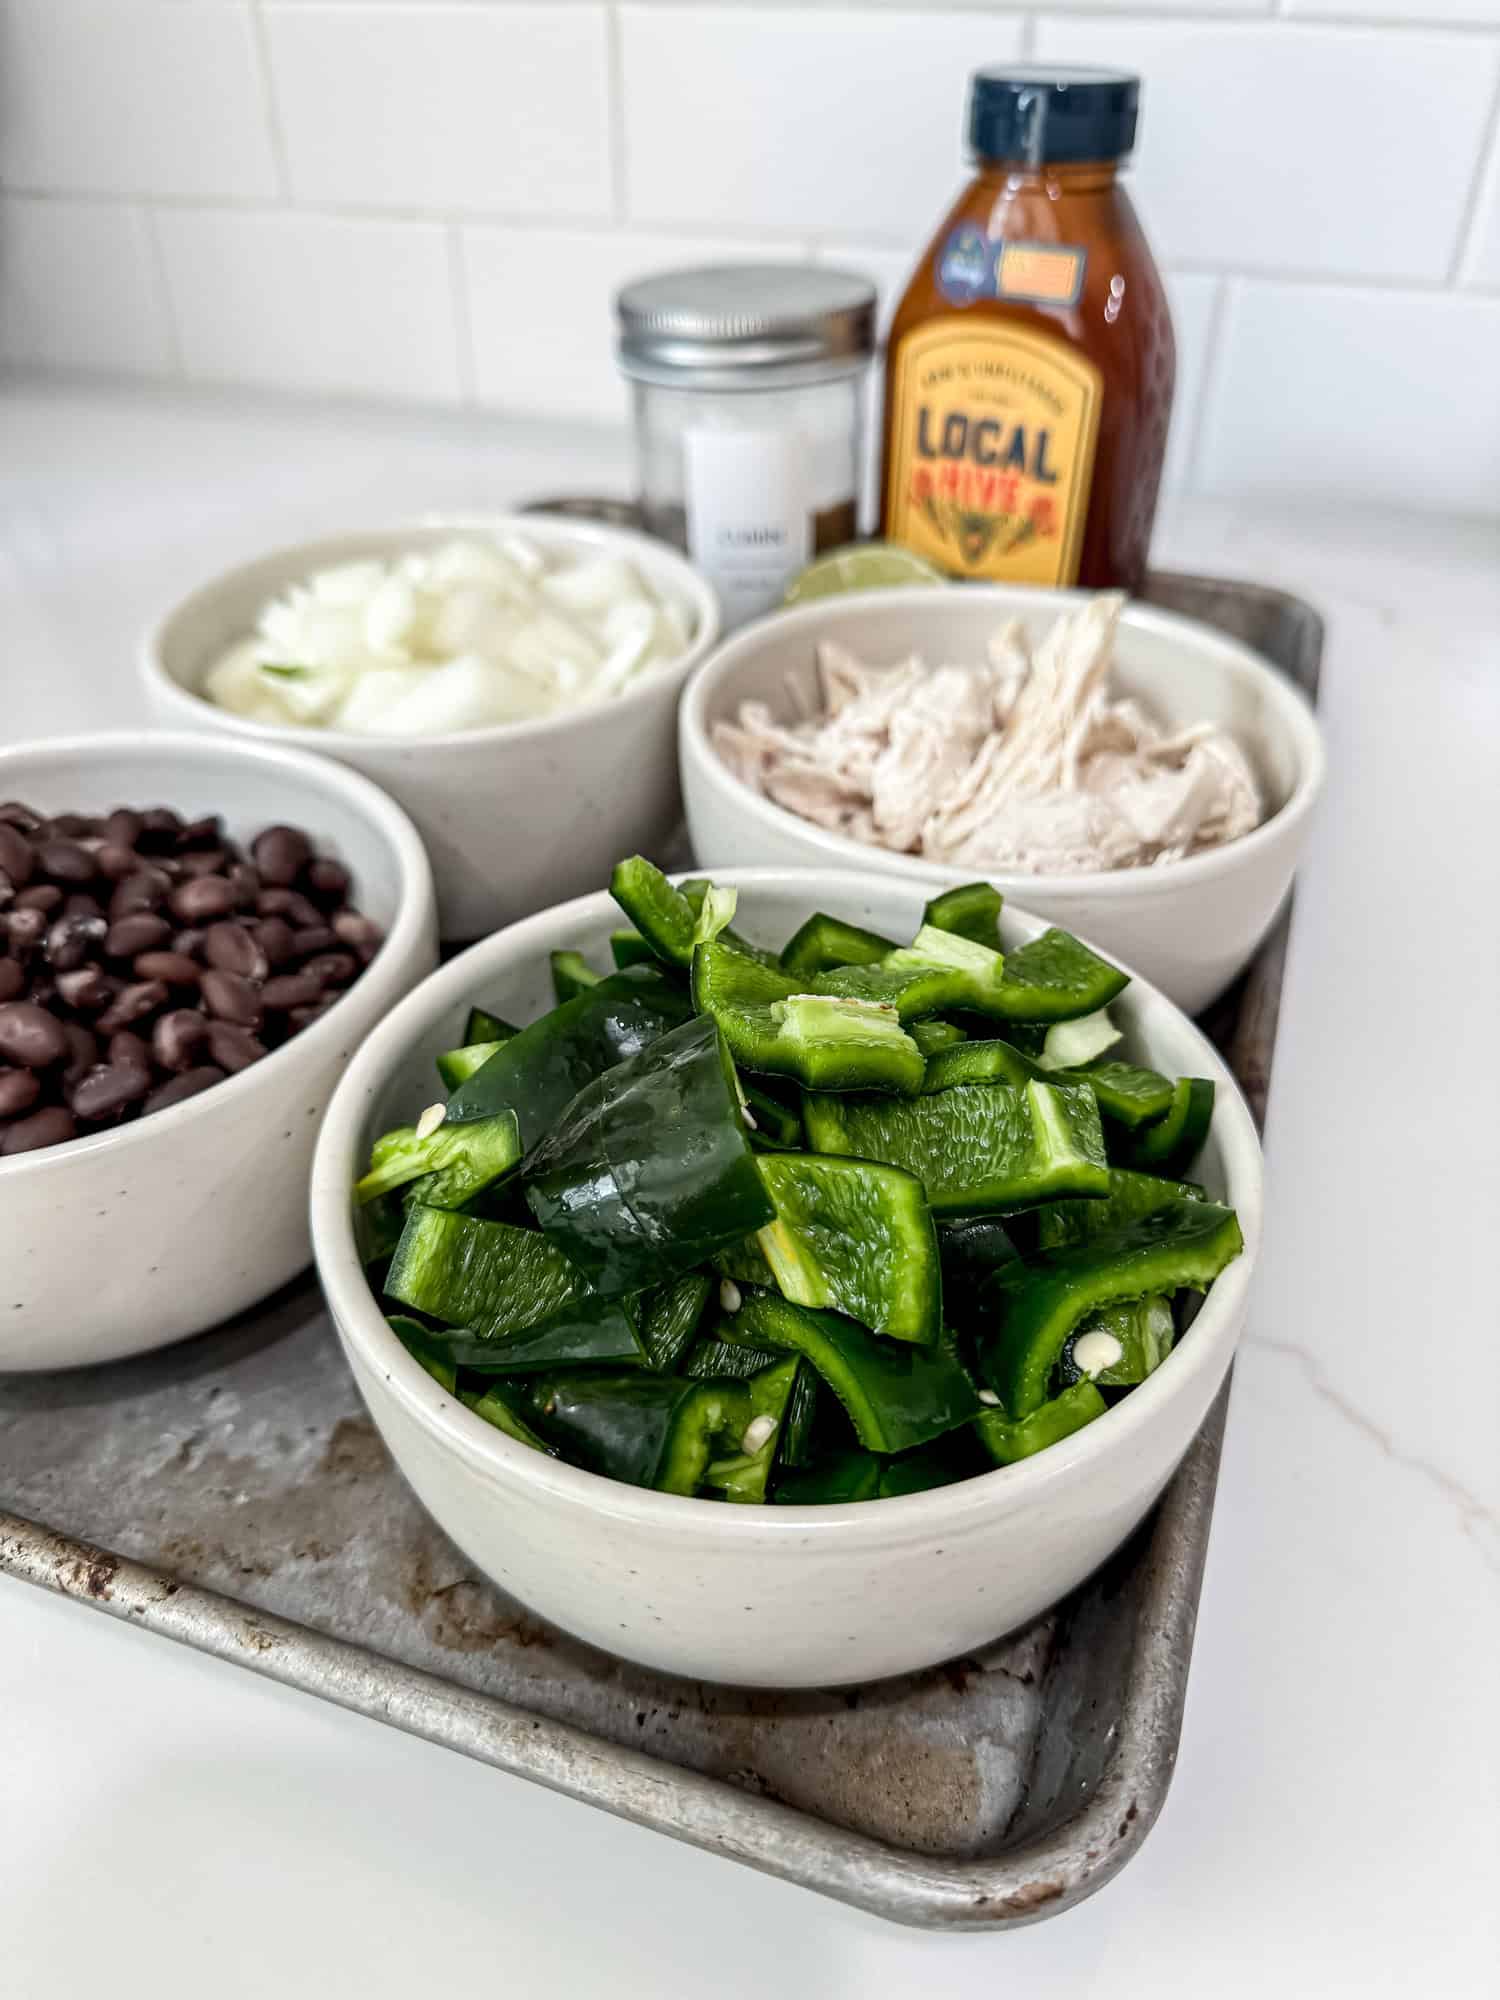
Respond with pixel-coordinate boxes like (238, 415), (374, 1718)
(443, 965), (693, 1143)
(524, 1016), (774, 1298)
(526, 1371), (697, 1487)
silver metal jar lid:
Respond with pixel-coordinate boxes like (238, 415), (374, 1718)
(615, 264), (877, 390)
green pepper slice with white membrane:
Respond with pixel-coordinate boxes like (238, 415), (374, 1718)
(355, 1109), (521, 1211)
(693, 937), (924, 1095)
(715, 1289), (980, 1454)
(978, 1200), (1244, 1416)
(803, 1078), (1109, 1216)
(755, 1151), (941, 1345)
(977, 1380), (1108, 1464)
(1055, 1295), (1175, 1389)
(523, 1015), (774, 1298)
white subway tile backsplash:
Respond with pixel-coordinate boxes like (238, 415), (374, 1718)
(1461, 132), (1500, 287)
(464, 227), (798, 422)
(1161, 272), (1221, 493)
(263, 5), (612, 218)
(812, 244), (919, 340)
(0, 1), (278, 201)
(619, 7), (1022, 238)
(1033, 18), (1500, 283)
(1198, 282), (1500, 513)
(0, 199), (176, 377)
(1287, 0), (1500, 19)
(156, 209), (462, 403)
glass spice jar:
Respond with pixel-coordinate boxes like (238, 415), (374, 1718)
(881, 67), (1174, 595)
(616, 265), (876, 628)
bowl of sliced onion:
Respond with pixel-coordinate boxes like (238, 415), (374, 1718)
(142, 516), (721, 939)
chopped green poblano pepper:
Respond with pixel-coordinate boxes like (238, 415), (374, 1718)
(443, 964), (693, 1141)
(921, 881), (1004, 950)
(876, 1435), (980, 1497)
(527, 1371), (697, 1489)
(701, 1357), (800, 1503)
(739, 1076), (803, 1150)
(779, 912), (896, 979)
(713, 1234), (777, 1287)
(717, 1290), (980, 1454)
(881, 922), (1010, 1013)
(356, 1108), (521, 1209)
(988, 929), (1129, 1022)
(459, 1381), (556, 1454)
(386, 1205), (637, 1357)
(803, 1078), (1109, 1216)
(1037, 1008), (1121, 1071)
(356, 1190), (405, 1266)
(694, 938), (924, 1095)
(979, 1199), (1244, 1416)
(608, 856), (741, 971)
(609, 927), (656, 971)
(910, 1018), (966, 1058)
(464, 1006), (517, 1046)
(755, 1151), (941, 1345)
(683, 1333), (778, 1380)
(1055, 1295), (1175, 1389)
(780, 1359), (819, 1467)
(441, 1302), (644, 1372)
(1074, 1059), (1176, 1129)
(773, 1449), (881, 1505)
(550, 948), (602, 1003)
(977, 1380), (1108, 1464)
(1036, 1167), (1204, 1249)
(523, 1016), (772, 1298)
(639, 1271), (712, 1372)
(920, 1037), (1039, 1093)
(436, 1041), (507, 1091)
(1116, 1077), (1216, 1175)
(387, 1313), (457, 1393)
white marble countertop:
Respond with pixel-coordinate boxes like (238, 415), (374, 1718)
(1, 383), (1496, 1999)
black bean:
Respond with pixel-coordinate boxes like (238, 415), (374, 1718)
(55, 967), (116, 1012)
(0, 823), (34, 886)
(287, 1001), (334, 1032)
(69, 1061), (151, 1121)
(134, 951), (200, 987)
(253, 916), (296, 967)
(0, 1002), (68, 1067)
(152, 1008), (209, 1072)
(104, 808), (143, 850)
(107, 1029), (150, 1074)
(256, 886), (323, 928)
(200, 968), (262, 1027)
(205, 1021), (267, 1073)
(171, 928), (206, 959)
(1, 1105), (76, 1154)
(251, 825), (312, 887)
(332, 911), (383, 954)
(202, 921), (267, 981)
(136, 808), (183, 853)
(305, 857), (350, 903)
(37, 838), (95, 883)
(105, 912), (171, 958)
(170, 874), (237, 922)
(0, 959), (22, 1003)
(260, 972), (322, 1012)
(227, 861), (260, 907)
(96, 842), (141, 882)
(95, 980), (169, 1034)
(143, 1066), (225, 1115)
(0, 1068), (41, 1118)
(45, 913), (107, 970)
(15, 883), (63, 915)
(108, 867), (172, 921)
(44, 813), (99, 841)
(178, 848), (229, 880)
(290, 924), (336, 957)
(0, 802), (42, 832)
(299, 951), (358, 989)
(61, 1022), (100, 1086)
(176, 815), (221, 850)
(5, 908), (47, 953)
(62, 892), (104, 922)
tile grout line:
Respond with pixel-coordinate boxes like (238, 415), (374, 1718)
(1446, 56), (1500, 285)
(1179, 273), (1235, 500)
(137, 204), (187, 384)
(605, 2), (631, 226)
(447, 226), (480, 408)
(247, 0), (294, 205)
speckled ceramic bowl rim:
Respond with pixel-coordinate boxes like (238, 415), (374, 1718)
(140, 513), (722, 754)
(311, 867), (1263, 1533)
(0, 729), (434, 1182)
(680, 586), (1326, 899)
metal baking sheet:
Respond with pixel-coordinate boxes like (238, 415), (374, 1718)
(0, 569), (1321, 1931)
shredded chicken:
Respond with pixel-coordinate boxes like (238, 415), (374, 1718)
(712, 595), (1263, 876)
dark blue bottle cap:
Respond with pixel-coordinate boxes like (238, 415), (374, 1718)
(968, 67), (1139, 166)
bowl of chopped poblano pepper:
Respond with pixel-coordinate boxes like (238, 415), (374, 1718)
(312, 860), (1261, 1687)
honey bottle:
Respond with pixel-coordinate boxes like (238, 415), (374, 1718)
(881, 68), (1173, 594)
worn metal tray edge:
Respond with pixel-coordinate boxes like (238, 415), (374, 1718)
(0, 1383), (1223, 1931)
(0, 566), (1316, 1932)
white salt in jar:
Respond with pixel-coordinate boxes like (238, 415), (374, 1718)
(616, 265), (876, 629)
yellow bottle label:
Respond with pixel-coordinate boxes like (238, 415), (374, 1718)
(884, 318), (1103, 586)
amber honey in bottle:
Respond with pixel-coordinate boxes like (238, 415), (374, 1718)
(881, 68), (1173, 594)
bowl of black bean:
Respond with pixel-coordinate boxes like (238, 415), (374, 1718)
(0, 731), (437, 1369)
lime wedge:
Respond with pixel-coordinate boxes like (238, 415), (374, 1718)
(784, 543), (945, 605)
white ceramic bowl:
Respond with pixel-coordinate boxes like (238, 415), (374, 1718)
(140, 516), (722, 941)
(311, 869), (1262, 1689)
(0, 732), (437, 1372)
(680, 587), (1324, 1015)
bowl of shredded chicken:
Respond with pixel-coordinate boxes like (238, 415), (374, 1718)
(680, 584), (1324, 1013)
